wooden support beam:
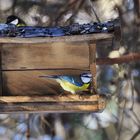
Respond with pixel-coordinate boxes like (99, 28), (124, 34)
(0, 44), (2, 95)
(1, 52), (140, 71)
(0, 33), (113, 44)
(0, 104), (103, 113)
(0, 95), (100, 103)
(0, 95), (106, 113)
(89, 42), (97, 93)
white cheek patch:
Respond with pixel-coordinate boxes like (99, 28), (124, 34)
(81, 76), (91, 83)
(10, 19), (18, 25)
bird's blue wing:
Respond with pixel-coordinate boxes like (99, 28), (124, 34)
(59, 76), (83, 87)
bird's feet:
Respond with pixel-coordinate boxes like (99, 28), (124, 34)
(59, 92), (66, 97)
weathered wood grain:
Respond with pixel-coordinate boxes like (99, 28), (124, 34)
(0, 33), (113, 44)
(0, 95), (106, 113)
(0, 95), (100, 103)
(0, 33), (110, 113)
(89, 43), (97, 93)
(2, 70), (89, 96)
(2, 42), (89, 70)
(0, 104), (104, 113)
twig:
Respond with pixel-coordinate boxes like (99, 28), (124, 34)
(116, 99), (127, 140)
(87, 0), (101, 22)
(65, 0), (85, 24)
(126, 109), (140, 128)
(130, 110), (140, 126)
(128, 69), (135, 110)
(130, 129), (140, 140)
(12, 0), (18, 14)
(26, 114), (30, 140)
(54, 0), (77, 25)
(134, 0), (140, 22)
(96, 52), (140, 65)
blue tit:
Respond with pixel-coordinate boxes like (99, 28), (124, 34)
(6, 15), (26, 26)
(39, 73), (92, 94)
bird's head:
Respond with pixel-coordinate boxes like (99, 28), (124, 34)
(80, 73), (92, 83)
(6, 15), (26, 26)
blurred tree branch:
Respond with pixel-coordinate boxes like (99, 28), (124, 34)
(97, 52), (140, 65)
(65, 0), (85, 25)
(134, 0), (140, 24)
(26, 114), (30, 140)
(87, 0), (101, 22)
(54, 0), (78, 25)
(130, 129), (140, 140)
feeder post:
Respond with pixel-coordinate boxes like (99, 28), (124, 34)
(0, 44), (2, 95)
(88, 41), (97, 94)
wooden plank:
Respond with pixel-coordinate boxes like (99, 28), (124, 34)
(0, 95), (106, 113)
(0, 95), (100, 103)
(2, 42), (89, 70)
(0, 104), (104, 113)
(0, 33), (113, 44)
(2, 70), (89, 96)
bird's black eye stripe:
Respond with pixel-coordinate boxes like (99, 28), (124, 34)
(82, 75), (92, 78)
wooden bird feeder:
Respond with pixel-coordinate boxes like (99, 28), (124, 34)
(0, 22), (121, 113)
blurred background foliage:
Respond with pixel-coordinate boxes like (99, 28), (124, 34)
(0, 0), (140, 140)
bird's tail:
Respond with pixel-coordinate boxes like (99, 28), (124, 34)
(39, 75), (58, 79)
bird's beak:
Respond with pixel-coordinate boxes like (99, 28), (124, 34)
(87, 73), (92, 77)
(39, 75), (57, 79)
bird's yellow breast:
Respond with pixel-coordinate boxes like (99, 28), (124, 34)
(56, 79), (90, 94)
